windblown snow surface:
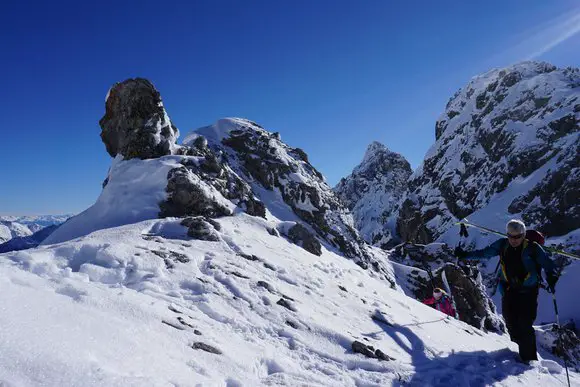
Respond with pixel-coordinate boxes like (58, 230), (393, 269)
(0, 213), (576, 386)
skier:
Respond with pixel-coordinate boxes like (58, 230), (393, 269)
(423, 288), (456, 317)
(455, 219), (559, 363)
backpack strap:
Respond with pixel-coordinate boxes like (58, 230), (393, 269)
(499, 239), (509, 283)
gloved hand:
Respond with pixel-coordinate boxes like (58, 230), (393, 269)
(546, 273), (558, 294)
(454, 246), (468, 259)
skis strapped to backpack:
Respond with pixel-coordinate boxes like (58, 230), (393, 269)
(441, 268), (459, 319)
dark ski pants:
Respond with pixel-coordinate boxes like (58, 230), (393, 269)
(502, 288), (539, 361)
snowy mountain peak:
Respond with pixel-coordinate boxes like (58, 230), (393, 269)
(398, 60), (579, 246)
(359, 141), (398, 168)
(335, 141), (412, 248)
(362, 140), (388, 158)
(357, 141), (409, 174)
(183, 118), (267, 146)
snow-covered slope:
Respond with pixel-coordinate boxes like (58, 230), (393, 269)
(334, 141), (411, 248)
(0, 215), (575, 386)
(43, 156), (184, 245)
(397, 61), (579, 248)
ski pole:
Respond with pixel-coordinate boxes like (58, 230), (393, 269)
(551, 291), (571, 387)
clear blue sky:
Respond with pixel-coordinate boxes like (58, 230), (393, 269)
(1, 1), (579, 215)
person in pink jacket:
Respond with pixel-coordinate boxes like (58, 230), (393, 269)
(423, 288), (456, 317)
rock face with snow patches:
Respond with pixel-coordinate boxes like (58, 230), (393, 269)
(389, 243), (504, 332)
(100, 78), (180, 160)
(334, 141), (412, 248)
(184, 119), (395, 282)
(47, 80), (396, 287)
(397, 61), (580, 244)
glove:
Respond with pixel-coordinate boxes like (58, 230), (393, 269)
(454, 246), (468, 259)
(546, 274), (558, 294)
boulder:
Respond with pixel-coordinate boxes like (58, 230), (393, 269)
(100, 78), (179, 159)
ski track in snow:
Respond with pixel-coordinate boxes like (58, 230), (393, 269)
(0, 214), (577, 386)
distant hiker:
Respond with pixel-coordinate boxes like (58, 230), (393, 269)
(423, 288), (456, 317)
(455, 219), (558, 362)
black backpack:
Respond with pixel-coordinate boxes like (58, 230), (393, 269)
(493, 230), (545, 291)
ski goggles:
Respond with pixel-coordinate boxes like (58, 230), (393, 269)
(507, 233), (524, 240)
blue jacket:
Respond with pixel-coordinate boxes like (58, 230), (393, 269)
(462, 238), (556, 295)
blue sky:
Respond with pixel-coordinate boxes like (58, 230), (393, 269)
(1, 1), (579, 215)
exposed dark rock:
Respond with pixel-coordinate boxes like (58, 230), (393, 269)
(180, 217), (220, 241)
(293, 148), (309, 162)
(352, 341), (393, 361)
(243, 197), (266, 218)
(263, 262), (276, 271)
(159, 166), (232, 219)
(537, 323), (580, 370)
(508, 145), (579, 237)
(228, 271), (250, 279)
(276, 298), (297, 311)
(177, 317), (195, 328)
(159, 132), (267, 220)
(352, 341), (376, 358)
(191, 342), (222, 355)
(257, 281), (274, 292)
(151, 249), (190, 269)
(99, 78), (178, 159)
(287, 223), (322, 256)
(168, 305), (183, 314)
(239, 253), (260, 261)
(374, 349), (394, 361)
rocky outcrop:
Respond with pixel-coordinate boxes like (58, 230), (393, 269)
(334, 141), (412, 248)
(397, 61), (580, 244)
(180, 217), (221, 241)
(536, 322), (580, 371)
(351, 340), (394, 361)
(286, 223), (322, 256)
(100, 78), (179, 159)
(183, 118), (397, 287)
(159, 122), (266, 220)
(390, 243), (505, 332)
